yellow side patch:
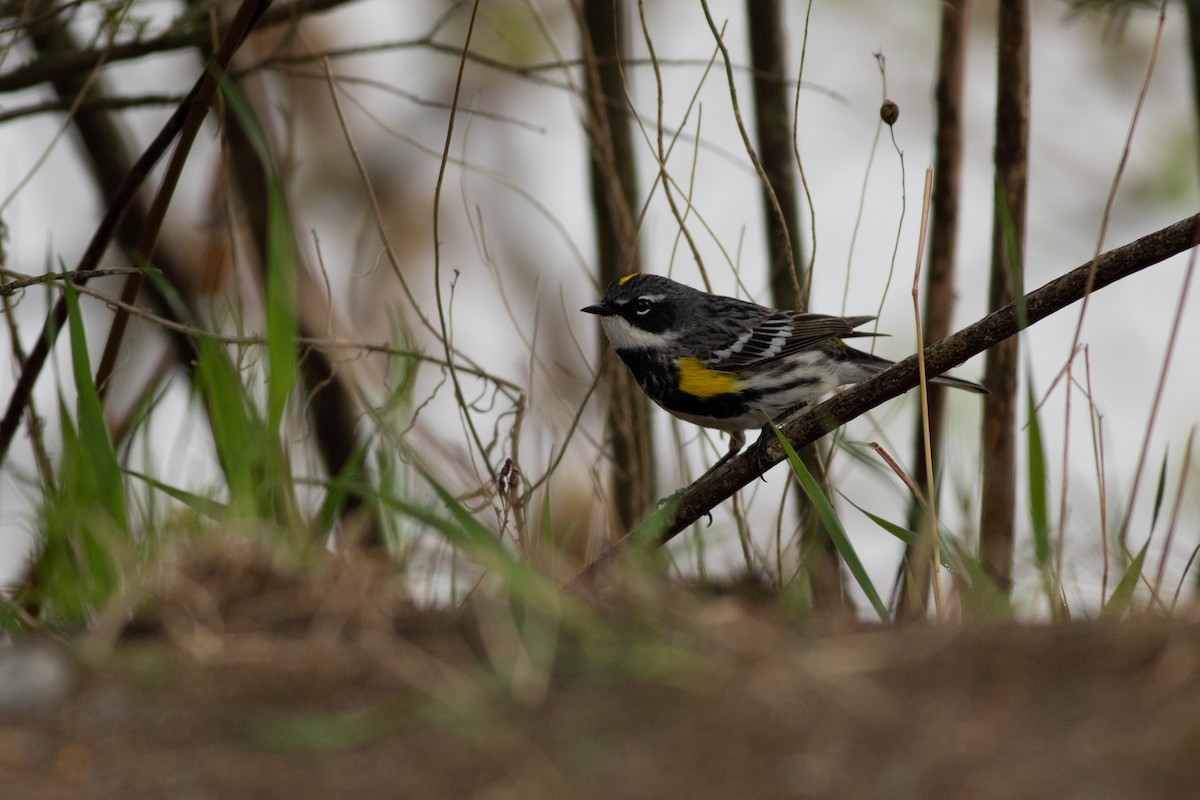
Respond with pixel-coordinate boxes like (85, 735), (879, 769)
(617, 272), (641, 286)
(677, 357), (738, 398)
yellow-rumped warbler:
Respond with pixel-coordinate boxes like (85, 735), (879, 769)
(583, 273), (986, 470)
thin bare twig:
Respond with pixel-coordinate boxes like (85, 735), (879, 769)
(1115, 242), (1197, 549)
(0, 267), (153, 296)
(910, 168), (944, 617)
(633, 0), (712, 289)
(791, 0), (818, 302)
(431, 0), (499, 487)
(1060, 1), (1169, 581)
(51, 279), (520, 392)
(699, 0), (797, 301)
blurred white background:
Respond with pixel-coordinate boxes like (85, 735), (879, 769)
(0, 0), (1196, 612)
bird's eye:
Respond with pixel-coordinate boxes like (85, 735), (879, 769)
(634, 298), (653, 315)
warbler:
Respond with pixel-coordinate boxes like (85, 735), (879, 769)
(582, 272), (986, 470)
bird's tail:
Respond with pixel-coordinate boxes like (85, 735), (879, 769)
(837, 343), (988, 394)
(929, 373), (988, 394)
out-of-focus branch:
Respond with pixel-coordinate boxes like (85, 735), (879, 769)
(896, 0), (970, 620)
(1185, 0), (1200, 187)
(0, 93), (186, 124)
(744, 0), (804, 308)
(979, 0), (1030, 593)
(0, 0), (355, 93)
(744, 0), (843, 609)
(581, 0), (656, 534)
(0, 0), (272, 464)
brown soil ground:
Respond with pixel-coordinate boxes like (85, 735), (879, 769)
(2, 548), (1199, 799)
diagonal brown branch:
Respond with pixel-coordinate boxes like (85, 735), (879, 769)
(577, 213), (1200, 581)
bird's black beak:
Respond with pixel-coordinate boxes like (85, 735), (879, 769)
(581, 303), (615, 317)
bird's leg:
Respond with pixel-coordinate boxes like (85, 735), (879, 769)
(695, 430), (745, 480)
(713, 429), (746, 471)
(753, 423), (776, 479)
(662, 431), (746, 503)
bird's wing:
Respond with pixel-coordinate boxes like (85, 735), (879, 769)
(704, 311), (876, 371)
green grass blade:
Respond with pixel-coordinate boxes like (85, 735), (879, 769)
(253, 707), (392, 753)
(840, 493), (954, 569)
(1150, 446), (1169, 534)
(359, 472), (524, 582)
(126, 469), (230, 520)
(0, 600), (24, 637)
(313, 442), (369, 540)
(193, 335), (258, 512)
(840, 494), (916, 547)
(423, 475), (523, 566)
(1025, 380), (1050, 567)
(64, 279), (126, 528)
(264, 182), (297, 433)
(343, 468), (574, 615)
(215, 69), (297, 433)
(539, 489), (553, 553)
(1102, 540), (1149, 620)
(769, 423), (888, 620)
(32, 402), (119, 622)
(995, 178), (1027, 329)
(145, 252), (290, 523)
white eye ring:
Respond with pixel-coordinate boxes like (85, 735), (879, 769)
(635, 298), (653, 315)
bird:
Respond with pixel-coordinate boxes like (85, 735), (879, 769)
(582, 272), (986, 472)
